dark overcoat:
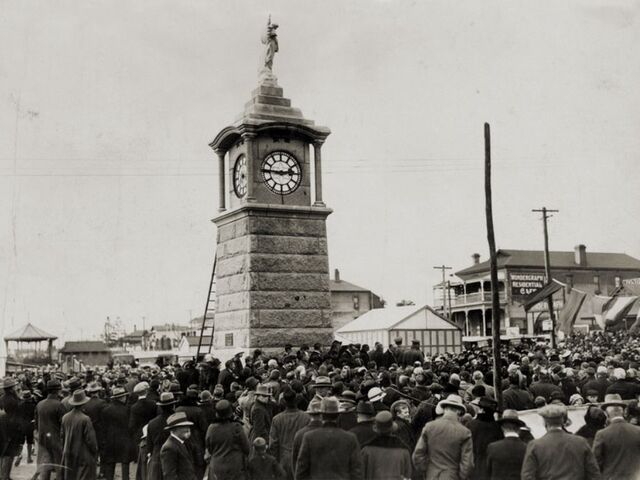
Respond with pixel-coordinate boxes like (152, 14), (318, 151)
(35, 394), (67, 464)
(129, 397), (158, 445)
(160, 435), (198, 480)
(175, 403), (208, 478)
(100, 401), (135, 463)
(486, 436), (527, 480)
(468, 416), (503, 480)
(146, 412), (171, 480)
(205, 419), (251, 480)
(61, 409), (98, 480)
(592, 418), (640, 480)
(0, 390), (25, 456)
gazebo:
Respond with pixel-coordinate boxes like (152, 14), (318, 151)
(4, 323), (57, 361)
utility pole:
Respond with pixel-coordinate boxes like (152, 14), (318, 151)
(484, 123), (503, 412)
(433, 265), (452, 319)
(532, 207), (559, 348)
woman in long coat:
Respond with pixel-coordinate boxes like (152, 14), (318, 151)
(205, 400), (250, 480)
(100, 388), (135, 480)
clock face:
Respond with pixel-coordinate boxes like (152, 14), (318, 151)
(261, 151), (301, 195)
(233, 155), (248, 197)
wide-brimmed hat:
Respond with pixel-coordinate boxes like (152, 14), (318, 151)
(164, 412), (194, 430)
(69, 389), (90, 406)
(313, 376), (331, 388)
(340, 390), (357, 405)
(373, 411), (396, 434)
(215, 399), (233, 419)
(320, 396), (340, 414)
(111, 387), (128, 399)
(2, 377), (17, 389)
(255, 385), (272, 398)
(435, 394), (466, 415)
(66, 377), (81, 391)
(306, 398), (322, 415)
(367, 387), (386, 403)
(601, 393), (627, 409)
(356, 401), (375, 416)
(156, 392), (176, 406)
(497, 409), (525, 428)
(477, 396), (498, 412)
(46, 379), (62, 391)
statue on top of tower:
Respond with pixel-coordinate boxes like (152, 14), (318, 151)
(259, 16), (279, 85)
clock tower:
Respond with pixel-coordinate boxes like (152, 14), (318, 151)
(209, 20), (334, 355)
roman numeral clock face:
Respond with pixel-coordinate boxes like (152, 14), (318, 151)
(261, 151), (301, 195)
(233, 155), (247, 197)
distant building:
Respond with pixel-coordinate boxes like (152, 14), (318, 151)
(330, 269), (384, 331)
(434, 245), (640, 336)
(59, 341), (111, 367)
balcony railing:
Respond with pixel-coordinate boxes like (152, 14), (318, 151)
(433, 291), (506, 308)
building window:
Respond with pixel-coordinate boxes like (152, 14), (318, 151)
(566, 274), (574, 289)
(353, 295), (360, 310)
(225, 333), (234, 347)
(615, 276), (622, 288)
(593, 275), (601, 294)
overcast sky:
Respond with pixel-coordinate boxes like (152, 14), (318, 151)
(1, 0), (639, 342)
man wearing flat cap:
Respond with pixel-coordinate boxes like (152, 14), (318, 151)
(592, 394), (640, 480)
(521, 404), (600, 480)
(296, 396), (363, 480)
(129, 381), (157, 458)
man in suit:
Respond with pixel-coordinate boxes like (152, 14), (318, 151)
(349, 401), (377, 448)
(129, 382), (158, 453)
(160, 412), (197, 480)
(592, 394), (640, 480)
(295, 396), (363, 480)
(521, 404), (600, 480)
(61, 389), (99, 480)
(147, 392), (176, 480)
(35, 379), (67, 480)
(486, 410), (527, 480)
(412, 394), (473, 480)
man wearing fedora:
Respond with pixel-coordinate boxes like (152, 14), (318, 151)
(468, 396), (502, 480)
(521, 404), (600, 480)
(291, 397), (322, 474)
(361, 411), (412, 480)
(100, 387), (135, 480)
(486, 410), (528, 480)
(175, 386), (208, 479)
(269, 388), (310, 480)
(250, 384), (274, 446)
(160, 412), (198, 480)
(147, 392), (177, 480)
(412, 394), (473, 480)
(592, 393), (640, 480)
(35, 379), (66, 480)
(295, 396), (363, 480)
(0, 377), (25, 480)
(61, 389), (99, 480)
(349, 401), (377, 448)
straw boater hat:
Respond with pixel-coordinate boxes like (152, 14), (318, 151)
(111, 387), (128, 399)
(69, 389), (91, 407)
(164, 412), (194, 430)
(435, 394), (466, 415)
(156, 392), (177, 406)
(601, 393), (627, 409)
(367, 387), (386, 403)
(313, 376), (331, 388)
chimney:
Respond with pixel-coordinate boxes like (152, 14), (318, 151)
(472, 253), (481, 265)
(575, 244), (587, 266)
(334, 269), (341, 282)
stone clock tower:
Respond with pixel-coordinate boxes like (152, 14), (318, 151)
(209, 21), (334, 355)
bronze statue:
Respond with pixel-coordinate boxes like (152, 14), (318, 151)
(260, 16), (279, 79)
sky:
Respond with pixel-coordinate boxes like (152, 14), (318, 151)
(1, 0), (639, 342)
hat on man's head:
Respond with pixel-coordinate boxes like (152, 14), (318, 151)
(198, 390), (212, 405)
(373, 411), (396, 435)
(69, 389), (90, 407)
(85, 381), (102, 393)
(245, 377), (259, 390)
(613, 368), (626, 380)
(313, 376), (331, 388)
(538, 404), (567, 419)
(306, 398), (323, 415)
(356, 401), (375, 416)
(67, 377), (81, 391)
(596, 365), (608, 375)
(1, 377), (17, 389)
(46, 379), (62, 391)
(253, 437), (267, 450)
(477, 397), (498, 412)
(133, 381), (150, 394)
(185, 388), (198, 399)
(320, 396), (340, 414)
(367, 387), (385, 403)
(111, 387), (128, 399)
(215, 399), (234, 419)
(156, 392), (177, 406)
(601, 393), (626, 409)
(255, 384), (272, 398)
(164, 412), (194, 430)
(497, 409), (525, 428)
(435, 394), (466, 415)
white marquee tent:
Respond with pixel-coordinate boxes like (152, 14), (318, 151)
(336, 304), (463, 355)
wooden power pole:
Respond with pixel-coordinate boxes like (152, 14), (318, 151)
(532, 207), (559, 348)
(484, 123), (503, 412)
(433, 265), (452, 319)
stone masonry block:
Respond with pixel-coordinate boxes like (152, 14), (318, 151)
(216, 255), (248, 278)
(249, 216), (326, 237)
(256, 309), (332, 328)
(216, 273), (251, 295)
(250, 272), (330, 292)
(250, 235), (328, 255)
(250, 254), (329, 274)
(217, 236), (251, 259)
(250, 291), (331, 310)
(216, 291), (250, 313)
(217, 219), (249, 243)
(250, 328), (334, 348)
(214, 310), (253, 331)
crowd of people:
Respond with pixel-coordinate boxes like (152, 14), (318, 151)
(0, 330), (639, 480)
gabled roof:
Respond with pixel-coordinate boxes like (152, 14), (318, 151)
(330, 279), (371, 293)
(181, 336), (212, 347)
(456, 249), (640, 277)
(337, 305), (459, 334)
(4, 323), (57, 342)
(60, 341), (110, 354)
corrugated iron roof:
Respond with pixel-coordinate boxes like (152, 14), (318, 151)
(60, 341), (110, 353)
(457, 249), (640, 277)
(4, 323), (57, 342)
(337, 305), (458, 333)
